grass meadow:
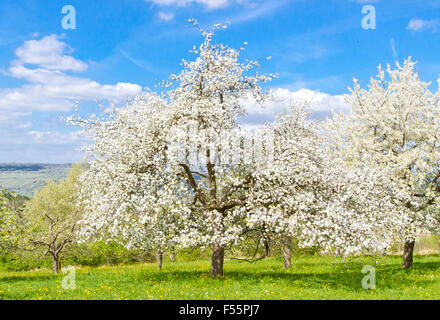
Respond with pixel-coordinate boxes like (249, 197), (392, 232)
(1, 254), (440, 300)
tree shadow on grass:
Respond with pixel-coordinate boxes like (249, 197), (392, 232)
(221, 269), (431, 292)
(0, 274), (59, 283)
(131, 259), (440, 293)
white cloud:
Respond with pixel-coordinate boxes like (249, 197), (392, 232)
(158, 11), (175, 22)
(27, 130), (85, 145)
(288, 44), (330, 64)
(0, 35), (142, 118)
(240, 88), (351, 124)
(230, 0), (288, 24)
(118, 49), (159, 73)
(14, 35), (88, 72)
(390, 38), (397, 60)
(0, 116), (32, 130)
(0, 34), (141, 163)
(406, 18), (439, 32)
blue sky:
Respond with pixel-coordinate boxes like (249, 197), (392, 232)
(0, 0), (439, 163)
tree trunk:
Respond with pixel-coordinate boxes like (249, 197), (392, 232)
(402, 240), (415, 269)
(157, 251), (163, 271)
(210, 245), (224, 277)
(282, 241), (291, 269)
(170, 249), (176, 262)
(51, 253), (61, 274)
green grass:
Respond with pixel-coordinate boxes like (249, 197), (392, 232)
(1, 255), (440, 300)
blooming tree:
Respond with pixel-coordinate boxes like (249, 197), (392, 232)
(70, 23), (275, 276)
(71, 23), (406, 276)
(328, 58), (440, 268)
(71, 94), (195, 271)
(245, 104), (407, 268)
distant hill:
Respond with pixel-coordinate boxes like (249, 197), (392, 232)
(0, 163), (72, 198)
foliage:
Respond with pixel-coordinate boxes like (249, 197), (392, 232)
(20, 163), (85, 273)
(0, 189), (22, 251)
(0, 241), (155, 271)
(0, 247), (47, 271)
